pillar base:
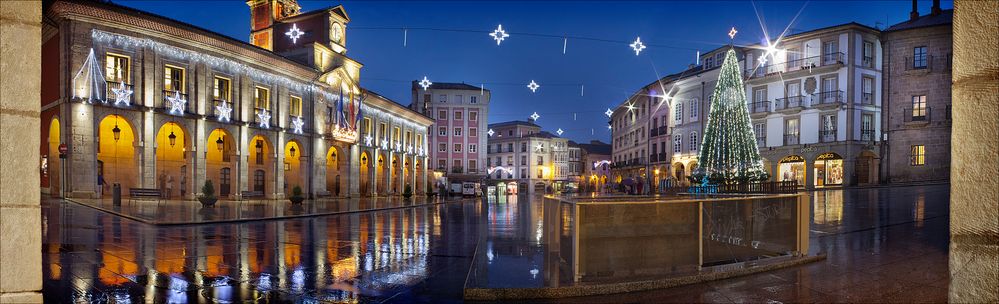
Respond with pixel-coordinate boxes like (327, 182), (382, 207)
(0, 292), (42, 303)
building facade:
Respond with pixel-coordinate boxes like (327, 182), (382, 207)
(663, 63), (722, 187)
(609, 88), (652, 185)
(577, 140), (612, 193)
(484, 120), (567, 194)
(39, 0), (433, 200)
(410, 82), (489, 190)
(881, 4), (953, 183)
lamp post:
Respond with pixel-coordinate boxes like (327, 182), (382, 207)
(216, 136), (224, 151)
(168, 131), (177, 147)
(112, 124), (121, 142)
(290, 146), (296, 157)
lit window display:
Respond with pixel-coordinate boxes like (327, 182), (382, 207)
(814, 152), (844, 187)
(778, 155), (805, 186)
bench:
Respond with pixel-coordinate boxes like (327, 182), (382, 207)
(240, 191), (264, 199)
(129, 188), (161, 199)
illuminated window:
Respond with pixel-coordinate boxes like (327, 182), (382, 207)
(213, 77), (231, 101)
(290, 95), (302, 117)
(164, 65), (185, 92)
(254, 87), (270, 110)
(362, 118), (371, 135)
(911, 95), (927, 119)
(105, 53), (129, 84)
(910, 145), (925, 166)
(438, 143), (446, 152)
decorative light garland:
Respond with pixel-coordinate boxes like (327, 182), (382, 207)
(418, 76), (432, 90)
(285, 24), (304, 44)
(630, 37), (646, 56)
(527, 80), (540, 93)
(72, 48), (105, 103)
(489, 24), (510, 45)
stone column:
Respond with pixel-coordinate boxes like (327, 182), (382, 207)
(386, 152), (395, 195)
(193, 118), (206, 200)
(275, 131), (285, 199)
(348, 143), (360, 197)
(0, 1), (42, 301)
(949, 1), (999, 302)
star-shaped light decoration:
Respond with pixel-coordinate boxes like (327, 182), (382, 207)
(166, 91), (187, 115)
(216, 100), (232, 122)
(394, 142), (402, 152)
(418, 147), (425, 156)
(291, 116), (305, 134)
(527, 80), (540, 93)
(380, 141), (389, 150)
(630, 37), (646, 56)
(605, 108), (613, 117)
(728, 27), (738, 40)
(489, 24), (510, 45)
(286, 24), (305, 44)
(529, 112), (540, 121)
(419, 76), (433, 91)
(407, 145), (413, 154)
(607, 125), (612, 130)
(111, 82), (132, 106)
(556, 128), (564, 136)
(364, 135), (373, 146)
(487, 129), (495, 137)
(626, 103), (636, 112)
(535, 143), (544, 152)
(256, 109), (271, 128)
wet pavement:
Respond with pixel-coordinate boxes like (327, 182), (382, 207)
(41, 184), (951, 303)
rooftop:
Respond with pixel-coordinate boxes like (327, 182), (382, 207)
(577, 141), (612, 155)
(488, 120), (540, 128)
(886, 9), (954, 32)
(412, 81), (489, 91)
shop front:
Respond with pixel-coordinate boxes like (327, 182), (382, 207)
(778, 155), (806, 187)
(813, 152), (844, 188)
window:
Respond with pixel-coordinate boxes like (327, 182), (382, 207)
(469, 160), (477, 172)
(786, 48), (801, 66)
(507, 143), (513, 152)
(822, 115), (836, 131)
(862, 114), (874, 131)
(438, 110), (447, 120)
(393, 127), (400, 142)
(912, 95), (927, 119)
(753, 87), (767, 105)
(508, 130), (513, 136)
(520, 155), (527, 165)
(863, 41), (874, 67)
(913, 46), (927, 69)
(454, 159), (462, 170)
(454, 128), (462, 136)
(470, 96), (478, 104)
(705, 56), (714, 68)
(438, 143), (446, 152)
(910, 145), (925, 166)
(537, 156), (544, 165)
(164, 65), (185, 92)
(469, 144), (477, 153)
(520, 169), (527, 178)
(862, 77), (874, 104)
(290, 95), (302, 117)
(822, 41), (838, 63)
(469, 127), (477, 136)
(213, 77), (231, 101)
(438, 94), (447, 103)
(754, 123), (766, 141)
(689, 99), (699, 119)
(821, 77), (837, 94)
(537, 169), (543, 178)
(674, 102), (683, 123)
(379, 123), (387, 140)
(673, 135), (681, 153)
(521, 142), (527, 152)
(469, 112), (478, 121)
(454, 144), (462, 152)
(784, 118), (800, 135)
(438, 127), (446, 136)
(455, 111), (463, 120)
(105, 53), (129, 84)
(507, 156), (513, 166)
(438, 159), (446, 170)
(254, 86), (270, 110)
(689, 132), (698, 151)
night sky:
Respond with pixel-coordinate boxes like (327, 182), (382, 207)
(118, 0), (952, 143)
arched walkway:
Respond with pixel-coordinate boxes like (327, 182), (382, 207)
(46, 117), (61, 196)
(359, 151), (371, 196)
(283, 140), (304, 197)
(206, 128), (235, 198)
(326, 146), (347, 197)
(249, 134), (274, 196)
(155, 122), (189, 199)
(97, 114), (138, 197)
(376, 153), (387, 195)
(414, 159), (424, 194)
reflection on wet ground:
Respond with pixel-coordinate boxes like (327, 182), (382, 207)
(42, 184), (951, 303)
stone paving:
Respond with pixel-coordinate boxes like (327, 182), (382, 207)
(40, 184), (950, 303)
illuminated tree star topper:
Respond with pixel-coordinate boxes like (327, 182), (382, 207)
(419, 76), (433, 90)
(556, 128), (564, 136)
(489, 24), (510, 45)
(257, 109), (271, 128)
(487, 129), (495, 137)
(291, 116), (305, 134)
(527, 80), (540, 93)
(216, 100), (232, 122)
(630, 37), (646, 56)
(529, 112), (540, 121)
(166, 91), (187, 115)
(605, 108), (613, 117)
(286, 24), (305, 44)
(111, 81), (132, 106)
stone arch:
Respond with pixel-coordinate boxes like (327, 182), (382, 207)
(248, 133), (275, 196)
(283, 139), (306, 197)
(376, 152), (387, 195)
(45, 116), (61, 196)
(359, 151), (371, 196)
(855, 150), (879, 185)
(326, 145), (348, 197)
(206, 128), (236, 198)
(154, 121), (191, 199)
(97, 114), (140, 197)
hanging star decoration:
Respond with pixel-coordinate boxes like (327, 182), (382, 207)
(419, 76), (433, 91)
(394, 142), (402, 152)
(364, 135), (373, 146)
(608, 125), (612, 130)
(489, 24), (510, 45)
(728, 27), (738, 40)
(527, 80), (540, 93)
(257, 109), (271, 128)
(626, 103), (636, 112)
(556, 128), (564, 136)
(487, 129), (495, 137)
(111, 82), (132, 106)
(166, 91), (187, 115)
(380, 141), (389, 150)
(630, 37), (646, 56)
(530, 112), (540, 121)
(407, 145), (413, 154)
(216, 100), (232, 122)
(286, 24), (305, 44)
(291, 116), (305, 134)
(605, 108), (613, 117)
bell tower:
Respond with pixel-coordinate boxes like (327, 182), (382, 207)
(246, 0), (301, 50)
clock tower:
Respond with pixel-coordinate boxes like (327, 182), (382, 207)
(246, 0), (302, 51)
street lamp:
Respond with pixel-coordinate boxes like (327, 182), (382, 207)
(168, 131), (177, 147)
(289, 146), (296, 157)
(216, 136), (224, 151)
(112, 124), (121, 142)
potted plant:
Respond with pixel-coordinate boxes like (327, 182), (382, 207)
(403, 184), (413, 200)
(198, 180), (217, 207)
(289, 185), (305, 204)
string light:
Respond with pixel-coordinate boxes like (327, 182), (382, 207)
(527, 80), (540, 93)
(72, 48), (105, 103)
(630, 37), (646, 55)
(489, 24), (510, 45)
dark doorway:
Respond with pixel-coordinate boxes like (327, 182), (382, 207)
(253, 169), (265, 192)
(219, 167), (231, 197)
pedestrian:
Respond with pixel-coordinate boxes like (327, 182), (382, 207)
(166, 175), (174, 199)
(97, 173), (106, 198)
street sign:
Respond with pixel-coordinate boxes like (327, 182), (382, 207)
(58, 144), (68, 154)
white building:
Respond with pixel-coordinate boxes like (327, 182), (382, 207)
(485, 120), (568, 194)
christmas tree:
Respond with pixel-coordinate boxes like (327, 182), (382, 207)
(693, 48), (768, 184)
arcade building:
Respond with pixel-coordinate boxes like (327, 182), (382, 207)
(40, 0), (433, 200)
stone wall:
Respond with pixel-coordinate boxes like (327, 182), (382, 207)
(0, 1), (43, 302)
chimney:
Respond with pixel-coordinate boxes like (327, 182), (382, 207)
(931, 0), (942, 15)
(910, 0), (919, 20)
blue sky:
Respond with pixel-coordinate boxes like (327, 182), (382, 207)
(120, 0), (952, 143)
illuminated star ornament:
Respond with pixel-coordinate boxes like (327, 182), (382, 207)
(166, 91), (187, 115)
(605, 108), (613, 117)
(257, 109), (271, 128)
(364, 135), (373, 146)
(216, 100), (232, 122)
(407, 145), (413, 154)
(556, 128), (564, 136)
(111, 81), (132, 106)
(291, 116), (305, 134)
(395, 142), (402, 152)
(489, 24), (510, 45)
(487, 129), (495, 137)
(626, 103), (636, 112)
(630, 37), (646, 56)
(535, 143), (544, 152)
(380, 141), (389, 150)
(527, 80), (540, 93)
(286, 24), (305, 44)
(419, 76), (432, 90)
(728, 27), (738, 40)
(529, 112), (540, 121)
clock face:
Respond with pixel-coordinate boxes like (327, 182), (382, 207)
(331, 23), (343, 43)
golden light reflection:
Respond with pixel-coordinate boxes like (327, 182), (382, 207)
(812, 190), (843, 225)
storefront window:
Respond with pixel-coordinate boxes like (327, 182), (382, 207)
(814, 152), (844, 187)
(778, 155), (805, 186)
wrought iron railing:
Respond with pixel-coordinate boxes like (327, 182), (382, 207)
(816, 90), (845, 105)
(861, 93), (874, 105)
(750, 101), (771, 113)
(860, 129), (876, 142)
(105, 81), (134, 105)
(775, 96), (804, 110)
(784, 134), (799, 145)
(819, 129), (837, 142)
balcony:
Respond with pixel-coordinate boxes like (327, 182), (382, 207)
(649, 153), (658, 163)
(658, 126), (668, 136)
(862, 56), (874, 68)
(819, 129), (837, 143)
(904, 107), (931, 124)
(106, 81), (134, 106)
(658, 152), (667, 162)
(784, 134), (799, 145)
(860, 129), (876, 142)
(745, 53), (845, 79)
(821, 52), (845, 66)
(749, 101), (771, 114)
(211, 99), (232, 120)
(815, 91), (845, 108)
(756, 137), (766, 147)
(861, 93), (875, 105)
(650, 128), (659, 137)
(162, 90), (190, 114)
(774, 96), (804, 111)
